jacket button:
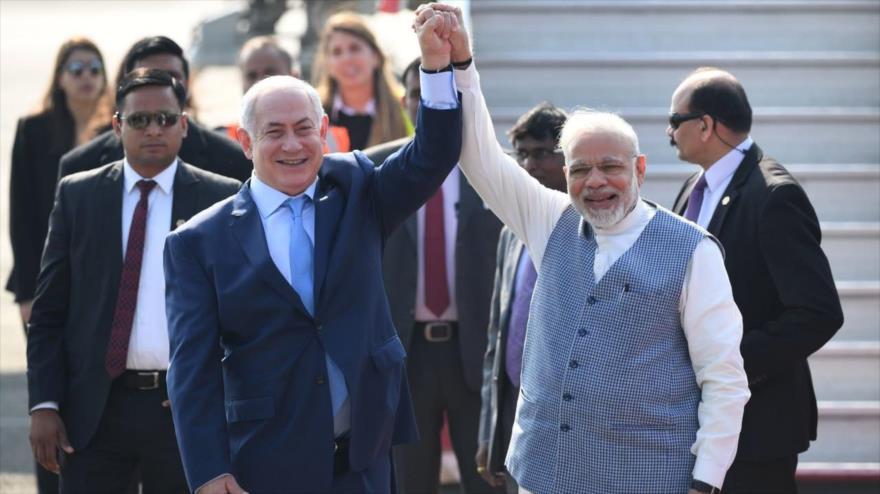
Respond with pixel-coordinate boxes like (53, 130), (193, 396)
(560, 424), (570, 432)
(569, 360), (579, 369)
(316, 376), (326, 385)
(577, 329), (587, 337)
(562, 393), (573, 401)
(587, 296), (597, 305)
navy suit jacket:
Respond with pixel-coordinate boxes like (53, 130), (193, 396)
(163, 103), (461, 493)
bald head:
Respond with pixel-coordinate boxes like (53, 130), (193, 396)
(673, 67), (752, 134)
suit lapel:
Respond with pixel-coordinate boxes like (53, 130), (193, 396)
(707, 144), (761, 235)
(499, 238), (525, 350)
(313, 176), (344, 310)
(170, 161), (199, 229)
(229, 184), (308, 315)
(673, 173), (700, 215)
(99, 162), (125, 286)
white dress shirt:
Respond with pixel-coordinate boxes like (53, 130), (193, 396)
(692, 136), (754, 228)
(415, 167), (460, 321)
(122, 158), (176, 371)
(450, 64), (750, 488)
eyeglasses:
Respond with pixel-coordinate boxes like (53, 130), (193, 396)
(512, 148), (563, 163)
(115, 111), (184, 129)
(567, 157), (635, 180)
(668, 112), (705, 130)
(64, 59), (103, 77)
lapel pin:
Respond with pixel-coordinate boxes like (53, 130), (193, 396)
(175, 219), (186, 228)
(721, 196), (731, 206)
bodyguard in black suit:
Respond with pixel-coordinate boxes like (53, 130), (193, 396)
(366, 58), (503, 493)
(669, 68), (843, 493)
(58, 36), (252, 183)
(27, 69), (240, 493)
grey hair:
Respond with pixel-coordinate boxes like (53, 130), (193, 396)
(558, 108), (640, 160)
(240, 75), (324, 135)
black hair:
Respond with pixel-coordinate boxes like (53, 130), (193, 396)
(116, 36), (189, 90)
(401, 57), (421, 89)
(507, 102), (568, 145)
(115, 68), (187, 110)
(686, 72), (752, 133)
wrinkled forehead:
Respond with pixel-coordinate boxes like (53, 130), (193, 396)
(567, 130), (635, 164)
(255, 86), (319, 125)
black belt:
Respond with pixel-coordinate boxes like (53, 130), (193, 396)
(118, 370), (166, 390)
(333, 436), (350, 476)
(414, 321), (456, 342)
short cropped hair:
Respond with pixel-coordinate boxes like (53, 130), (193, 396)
(684, 67), (752, 133)
(558, 109), (640, 159)
(115, 67), (187, 110)
(507, 102), (568, 145)
(117, 36), (189, 89)
(240, 75), (324, 135)
(401, 57), (421, 88)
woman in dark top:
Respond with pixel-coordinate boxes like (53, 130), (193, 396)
(312, 11), (412, 150)
(7, 37), (112, 326)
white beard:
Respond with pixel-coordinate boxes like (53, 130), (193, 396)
(573, 176), (640, 229)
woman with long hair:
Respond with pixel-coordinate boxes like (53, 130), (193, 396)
(312, 11), (412, 150)
(7, 37), (112, 327)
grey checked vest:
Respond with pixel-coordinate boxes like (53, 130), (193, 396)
(507, 204), (709, 494)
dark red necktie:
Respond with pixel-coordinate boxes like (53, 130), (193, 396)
(105, 180), (156, 379)
(424, 188), (449, 318)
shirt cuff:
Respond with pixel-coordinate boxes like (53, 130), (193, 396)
(420, 69), (458, 110)
(692, 455), (727, 491)
(30, 401), (59, 413)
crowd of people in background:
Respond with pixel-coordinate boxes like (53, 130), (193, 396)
(8, 2), (842, 494)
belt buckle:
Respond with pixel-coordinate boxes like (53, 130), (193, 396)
(424, 322), (452, 342)
(137, 371), (160, 390)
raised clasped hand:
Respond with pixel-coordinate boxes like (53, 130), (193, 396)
(413, 3), (460, 69)
(415, 3), (471, 63)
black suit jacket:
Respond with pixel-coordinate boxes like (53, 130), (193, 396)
(479, 226), (524, 472)
(26, 160), (241, 450)
(672, 143), (843, 459)
(7, 113), (73, 302)
(58, 120), (252, 182)
(367, 138), (503, 392)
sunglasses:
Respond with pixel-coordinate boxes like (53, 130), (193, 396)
(116, 111), (184, 129)
(64, 59), (103, 77)
(668, 112), (705, 130)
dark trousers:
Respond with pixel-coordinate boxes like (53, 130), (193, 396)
(723, 454), (799, 494)
(499, 378), (519, 494)
(394, 328), (504, 494)
(59, 379), (187, 494)
(330, 451), (392, 493)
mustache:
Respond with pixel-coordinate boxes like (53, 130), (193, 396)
(669, 137), (677, 147)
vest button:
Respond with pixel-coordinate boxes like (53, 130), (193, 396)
(587, 296), (597, 305)
(560, 424), (570, 432)
(577, 329), (587, 337)
(569, 360), (579, 369)
(562, 393), (573, 401)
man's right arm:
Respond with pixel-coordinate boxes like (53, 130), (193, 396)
(164, 230), (235, 492)
(26, 179), (76, 472)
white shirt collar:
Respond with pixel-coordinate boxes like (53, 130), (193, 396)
(122, 158), (177, 195)
(704, 136), (753, 192)
(332, 92), (376, 117)
(249, 172), (318, 219)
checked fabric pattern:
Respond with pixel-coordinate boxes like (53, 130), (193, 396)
(506, 205), (706, 493)
(105, 179), (156, 379)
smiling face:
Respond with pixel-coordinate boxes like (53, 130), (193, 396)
(565, 131), (645, 228)
(238, 87), (328, 196)
(113, 85), (187, 176)
(326, 31), (379, 93)
(58, 48), (105, 105)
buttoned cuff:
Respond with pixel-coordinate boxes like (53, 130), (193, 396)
(692, 455), (727, 491)
(420, 69), (458, 110)
(30, 401), (59, 413)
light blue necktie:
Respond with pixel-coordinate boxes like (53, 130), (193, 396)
(286, 196), (349, 432)
(286, 196), (314, 314)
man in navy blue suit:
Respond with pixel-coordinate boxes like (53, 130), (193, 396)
(163, 8), (463, 494)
